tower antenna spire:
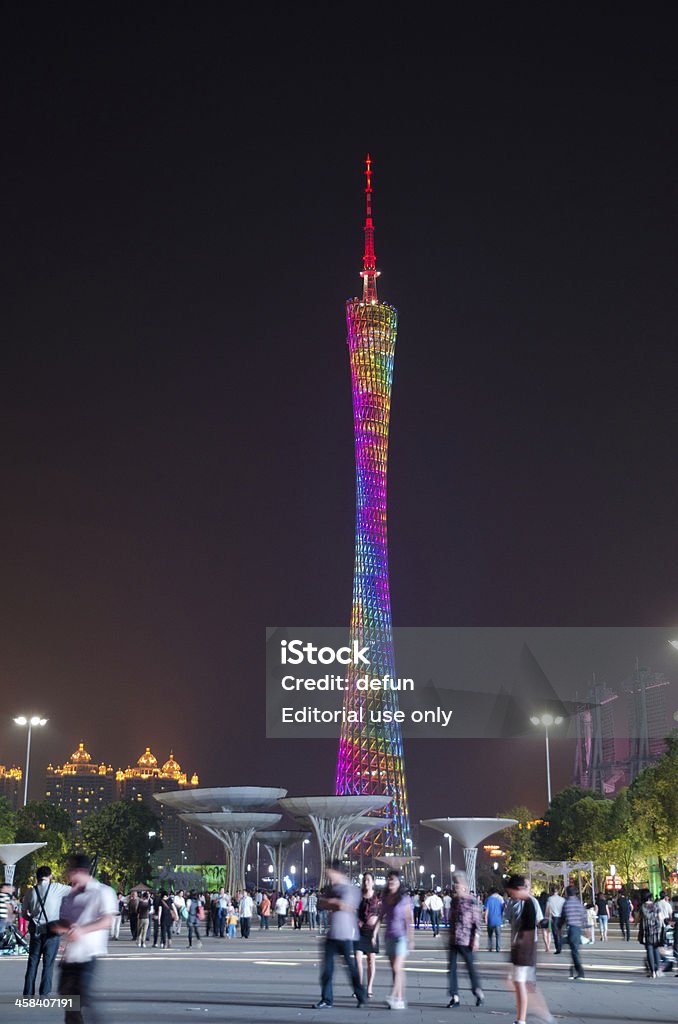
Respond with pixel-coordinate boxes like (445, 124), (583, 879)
(360, 153), (380, 302)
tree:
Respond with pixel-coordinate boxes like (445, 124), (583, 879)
(79, 800), (161, 890)
(13, 800), (74, 886)
(626, 732), (678, 883)
(608, 789), (647, 887)
(566, 796), (615, 889)
(0, 797), (15, 843)
(499, 806), (537, 873)
(533, 785), (605, 860)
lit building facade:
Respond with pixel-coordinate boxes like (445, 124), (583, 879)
(118, 748), (200, 867)
(0, 764), (22, 810)
(44, 743), (201, 866)
(335, 157), (411, 857)
(45, 743), (116, 828)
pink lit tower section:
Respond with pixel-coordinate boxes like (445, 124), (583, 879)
(335, 156), (411, 858)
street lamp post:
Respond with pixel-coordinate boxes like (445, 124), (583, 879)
(405, 837), (414, 886)
(13, 715), (47, 806)
(530, 713), (563, 805)
(437, 844), (443, 886)
(444, 832), (452, 888)
(302, 838), (310, 884)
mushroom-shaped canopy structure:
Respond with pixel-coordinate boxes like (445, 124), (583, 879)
(279, 795), (392, 883)
(0, 842), (47, 884)
(155, 786), (287, 813)
(154, 787), (288, 892)
(255, 829), (311, 888)
(179, 812), (282, 892)
(420, 817), (518, 893)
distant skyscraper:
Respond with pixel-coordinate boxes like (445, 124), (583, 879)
(335, 156), (411, 857)
(45, 742), (116, 827)
(625, 665), (670, 779)
(573, 683), (621, 794)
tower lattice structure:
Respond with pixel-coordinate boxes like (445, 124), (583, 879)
(335, 156), (411, 858)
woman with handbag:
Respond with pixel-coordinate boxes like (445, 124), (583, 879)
(446, 871), (484, 1008)
(505, 875), (554, 1024)
(354, 872), (380, 999)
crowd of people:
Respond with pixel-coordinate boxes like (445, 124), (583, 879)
(1, 861), (677, 1023)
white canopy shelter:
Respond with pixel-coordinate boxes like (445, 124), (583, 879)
(527, 860), (595, 902)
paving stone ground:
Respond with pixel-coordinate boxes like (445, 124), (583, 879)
(0, 925), (675, 1023)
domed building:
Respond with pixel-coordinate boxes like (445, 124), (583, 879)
(45, 743), (116, 828)
(118, 747), (200, 867)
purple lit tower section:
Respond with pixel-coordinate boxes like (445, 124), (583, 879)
(335, 156), (411, 858)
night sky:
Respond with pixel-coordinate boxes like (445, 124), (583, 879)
(3, 6), (678, 868)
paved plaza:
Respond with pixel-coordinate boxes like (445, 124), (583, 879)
(0, 927), (675, 1023)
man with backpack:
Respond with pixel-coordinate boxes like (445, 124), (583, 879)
(22, 866), (70, 998)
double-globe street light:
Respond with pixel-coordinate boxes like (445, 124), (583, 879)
(530, 712), (563, 805)
(14, 715), (47, 806)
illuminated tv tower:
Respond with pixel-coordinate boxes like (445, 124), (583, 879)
(335, 156), (411, 857)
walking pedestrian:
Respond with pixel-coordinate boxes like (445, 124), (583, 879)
(215, 887), (228, 938)
(617, 890), (632, 941)
(151, 891), (161, 947)
(562, 885), (588, 981)
(484, 887), (505, 952)
(505, 874), (554, 1024)
(136, 892), (151, 947)
(379, 869), (414, 1010)
(260, 892), (271, 929)
(638, 890), (663, 978)
(313, 861), (367, 1009)
(239, 890), (253, 938)
(307, 890), (318, 930)
(354, 872), (380, 999)
(173, 890), (186, 936)
(585, 903), (597, 941)
(427, 890), (444, 937)
(157, 891), (175, 948)
(54, 853), (117, 1024)
(447, 871), (484, 1007)
(186, 891), (203, 948)
(127, 892), (138, 941)
(595, 892), (609, 941)
(293, 893), (303, 930)
(22, 866), (70, 998)
(275, 893), (289, 928)
(412, 891), (421, 930)
(443, 891), (452, 928)
(110, 893), (124, 940)
(545, 886), (565, 955)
